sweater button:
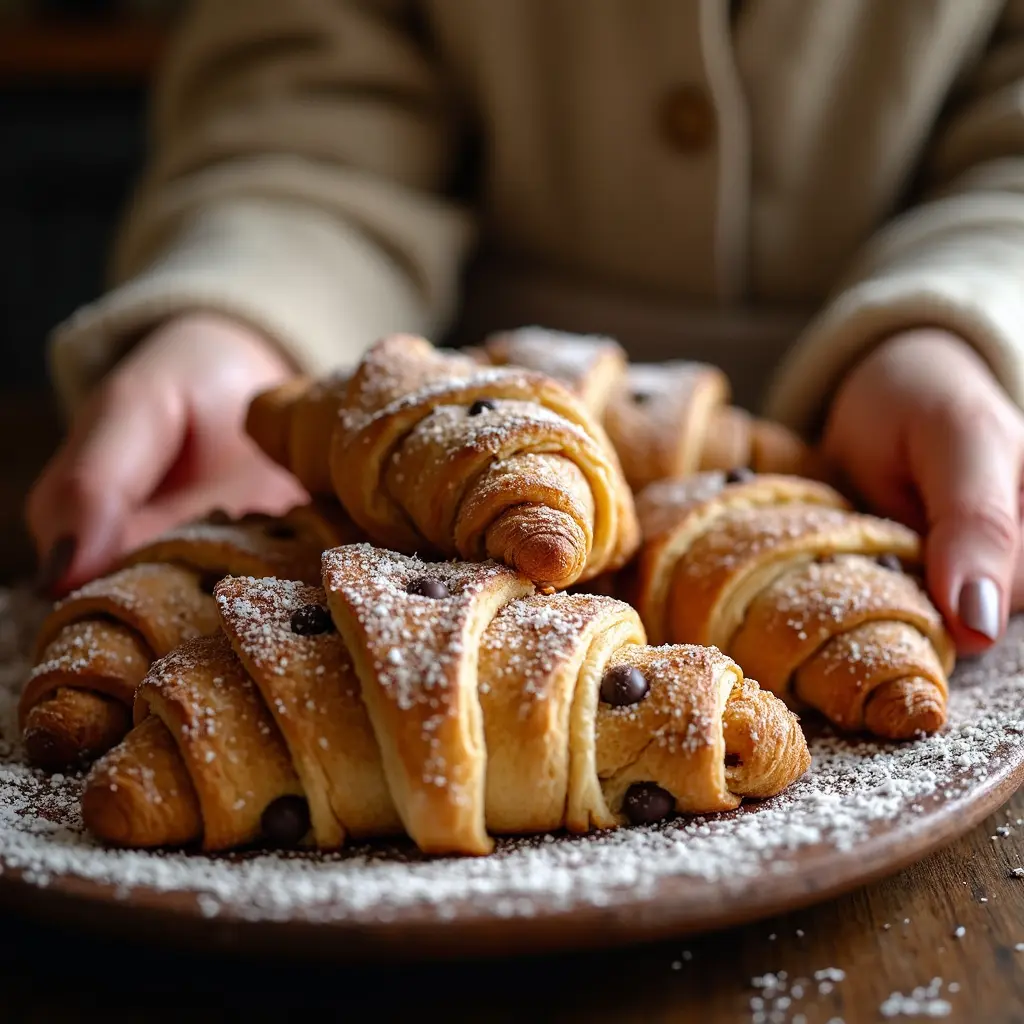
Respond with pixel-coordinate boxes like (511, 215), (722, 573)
(657, 84), (716, 153)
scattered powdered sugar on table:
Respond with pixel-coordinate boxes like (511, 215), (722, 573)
(747, 968), (957, 1021)
(879, 977), (954, 1018)
(2, 587), (1024, 928)
(749, 967), (852, 1023)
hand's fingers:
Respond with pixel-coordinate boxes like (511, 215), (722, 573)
(1011, 543), (1024, 613)
(25, 376), (185, 595)
(118, 459), (309, 556)
(821, 417), (926, 530)
(837, 465), (927, 533)
(908, 406), (1022, 654)
(1009, 493), (1024, 613)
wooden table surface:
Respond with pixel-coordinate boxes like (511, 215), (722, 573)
(0, 779), (1020, 1022)
(3, 393), (1023, 1022)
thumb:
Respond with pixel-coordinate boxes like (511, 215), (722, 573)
(26, 377), (185, 595)
(909, 410), (1022, 654)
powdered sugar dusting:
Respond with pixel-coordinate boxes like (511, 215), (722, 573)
(684, 505), (913, 581)
(763, 555), (940, 643)
(27, 619), (143, 687)
(624, 360), (710, 407)
(322, 544), (519, 715)
(395, 401), (586, 468)
(486, 327), (624, 392)
(481, 592), (629, 700)
(131, 515), (326, 585)
(2, 586), (1024, 933)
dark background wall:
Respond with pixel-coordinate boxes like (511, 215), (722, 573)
(2, 83), (146, 388)
(0, 0), (179, 577)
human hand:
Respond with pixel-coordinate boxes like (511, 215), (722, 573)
(822, 328), (1024, 656)
(26, 312), (307, 597)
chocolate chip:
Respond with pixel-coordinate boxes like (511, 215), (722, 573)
(198, 571), (224, 596)
(264, 522), (297, 540)
(600, 665), (649, 706)
(623, 782), (676, 826)
(468, 399), (497, 416)
(725, 752), (743, 768)
(725, 467), (755, 484)
(205, 508), (233, 526)
(632, 390), (652, 405)
(407, 577), (451, 599)
(290, 604), (334, 636)
(260, 795), (310, 847)
(877, 554), (903, 573)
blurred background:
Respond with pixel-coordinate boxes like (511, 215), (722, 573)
(0, 0), (180, 578)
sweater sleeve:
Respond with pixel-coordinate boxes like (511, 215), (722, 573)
(765, 0), (1024, 435)
(49, 0), (475, 410)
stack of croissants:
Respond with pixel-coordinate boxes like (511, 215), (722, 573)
(18, 330), (955, 858)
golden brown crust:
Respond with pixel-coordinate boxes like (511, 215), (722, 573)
(795, 621), (949, 735)
(20, 506), (344, 771)
(749, 418), (814, 476)
(245, 373), (360, 497)
(700, 405), (753, 474)
(730, 555), (954, 695)
(33, 564), (217, 664)
(323, 545), (536, 855)
(82, 713), (203, 848)
(635, 472), (851, 644)
(592, 644), (743, 818)
(23, 688), (133, 772)
(666, 505), (921, 649)
(246, 335), (640, 589)
(217, 576), (401, 846)
(244, 375), (314, 472)
(477, 329), (817, 490)
(133, 634), (303, 851)
(280, 498), (365, 549)
(121, 510), (335, 586)
(722, 677), (812, 797)
(331, 335), (639, 589)
(634, 472), (955, 739)
(479, 592), (646, 833)
(21, 619), (152, 725)
(82, 545), (810, 856)
(482, 327), (629, 416)
(605, 361), (731, 491)
(861, 676), (947, 739)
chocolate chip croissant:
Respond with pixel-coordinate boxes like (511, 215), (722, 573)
(81, 544), (809, 857)
(477, 327), (814, 491)
(246, 334), (640, 590)
(19, 501), (360, 770)
(633, 471), (956, 740)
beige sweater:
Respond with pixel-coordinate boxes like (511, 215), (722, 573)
(50, 0), (1024, 431)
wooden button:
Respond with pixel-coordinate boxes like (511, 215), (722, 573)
(657, 84), (716, 154)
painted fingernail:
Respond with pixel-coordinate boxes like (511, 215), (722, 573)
(958, 577), (1002, 641)
(34, 535), (77, 598)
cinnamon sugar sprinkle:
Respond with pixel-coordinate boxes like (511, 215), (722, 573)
(1, 586), (1023, 926)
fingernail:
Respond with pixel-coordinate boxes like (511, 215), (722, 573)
(958, 577), (1002, 641)
(34, 535), (77, 598)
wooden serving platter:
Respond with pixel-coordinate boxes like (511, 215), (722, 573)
(1, 592), (1023, 962)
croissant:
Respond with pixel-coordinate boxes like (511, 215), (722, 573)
(633, 470), (956, 740)
(81, 544), (810, 856)
(19, 500), (360, 770)
(478, 327), (815, 491)
(246, 334), (640, 589)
